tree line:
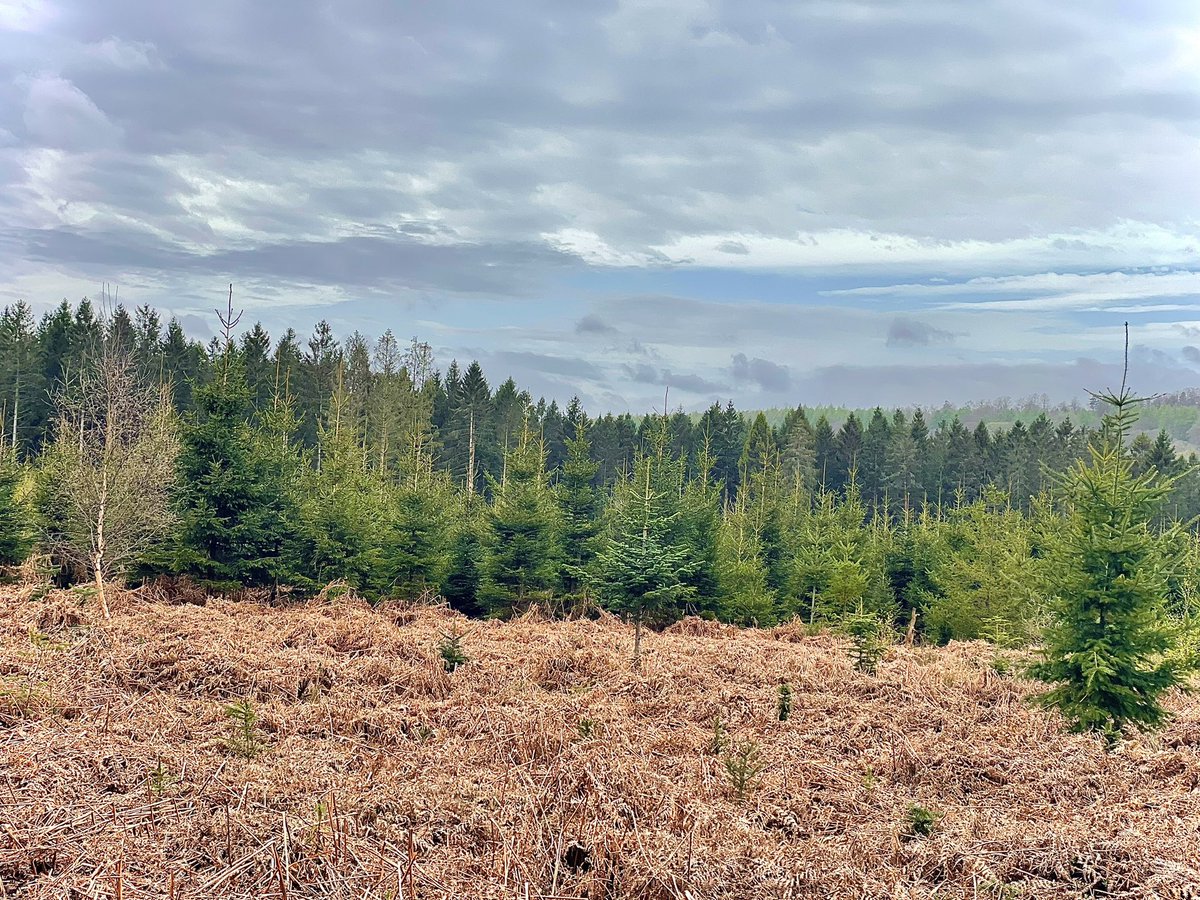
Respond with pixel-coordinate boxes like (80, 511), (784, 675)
(5, 298), (1200, 520)
(0, 297), (1198, 738)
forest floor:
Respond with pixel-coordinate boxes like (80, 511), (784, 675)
(1, 587), (1198, 899)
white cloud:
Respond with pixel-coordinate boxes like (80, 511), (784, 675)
(82, 37), (161, 70)
(22, 74), (122, 151)
(823, 269), (1200, 311)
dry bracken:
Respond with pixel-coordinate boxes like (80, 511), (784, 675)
(0, 586), (1198, 899)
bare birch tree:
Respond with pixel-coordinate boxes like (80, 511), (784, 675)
(44, 347), (178, 617)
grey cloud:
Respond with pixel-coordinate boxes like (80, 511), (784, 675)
(22, 74), (123, 150)
(490, 350), (603, 381)
(622, 362), (725, 395)
(731, 353), (793, 392)
(575, 313), (618, 335)
(1181, 346), (1200, 366)
(2, 1), (1199, 415)
(716, 240), (749, 255)
(624, 363), (659, 385)
(176, 313), (213, 338)
(17, 226), (584, 297)
(2, 0), (1196, 271)
(886, 317), (959, 347)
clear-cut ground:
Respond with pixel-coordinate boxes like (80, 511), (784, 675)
(1, 588), (1198, 899)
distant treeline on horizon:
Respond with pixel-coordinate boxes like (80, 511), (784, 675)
(3, 296), (1200, 512)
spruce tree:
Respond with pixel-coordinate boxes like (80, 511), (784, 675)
(298, 369), (381, 593)
(443, 500), (486, 616)
(716, 493), (776, 625)
(1032, 362), (1194, 741)
(382, 482), (448, 598)
(0, 449), (32, 569)
(174, 339), (290, 593)
(592, 448), (697, 661)
(557, 422), (601, 595)
(480, 424), (562, 616)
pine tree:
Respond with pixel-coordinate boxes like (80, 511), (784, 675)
(1032, 361), (1195, 742)
(377, 484), (444, 598)
(0, 448), (32, 569)
(592, 447), (697, 661)
(924, 486), (1039, 644)
(557, 422), (601, 595)
(443, 500), (487, 616)
(174, 334), (290, 593)
(716, 493), (776, 625)
(298, 368), (381, 593)
(480, 424), (562, 616)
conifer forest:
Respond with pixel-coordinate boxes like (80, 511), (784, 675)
(3, 296), (1200, 679)
(4, 296), (1200, 896)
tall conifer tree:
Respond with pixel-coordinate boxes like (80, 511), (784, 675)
(1033, 342), (1195, 741)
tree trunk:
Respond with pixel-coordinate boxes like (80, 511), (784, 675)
(633, 613), (643, 668)
(95, 467), (111, 619)
(467, 409), (476, 496)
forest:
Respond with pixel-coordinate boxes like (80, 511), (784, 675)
(1, 296), (1199, 677)
(4, 294), (1200, 896)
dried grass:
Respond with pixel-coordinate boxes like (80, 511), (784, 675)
(1, 587), (1198, 899)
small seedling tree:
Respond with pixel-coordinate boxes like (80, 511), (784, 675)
(1032, 329), (1195, 742)
(777, 682), (793, 721)
(845, 607), (889, 674)
(224, 699), (261, 758)
(438, 629), (469, 672)
(723, 740), (763, 802)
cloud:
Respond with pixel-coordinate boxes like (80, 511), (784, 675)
(622, 361), (725, 395)
(731, 352), (793, 392)
(2, 1), (1199, 412)
(1183, 346), (1200, 366)
(715, 239), (750, 255)
(575, 313), (618, 335)
(22, 75), (122, 150)
(886, 317), (959, 347)
(828, 269), (1200, 312)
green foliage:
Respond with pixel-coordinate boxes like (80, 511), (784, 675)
(224, 699), (261, 758)
(1032, 385), (1194, 742)
(708, 714), (727, 755)
(906, 803), (940, 838)
(0, 450), (32, 569)
(558, 424), (602, 598)
(777, 682), (792, 721)
(173, 348), (296, 593)
(480, 426), (563, 616)
(845, 609), (889, 674)
(148, 759), (178, 797)
(591, 434), (697, 648)
(442, 506), (487, 616)
(923, 487), (1042, 644)
(723, 740), (763, 802)
(381, 482), (449, 598)
(438, 629), (469, 672)
(716, 495), (776, 625)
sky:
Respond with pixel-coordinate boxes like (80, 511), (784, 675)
(1, 0), (1199, 413)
